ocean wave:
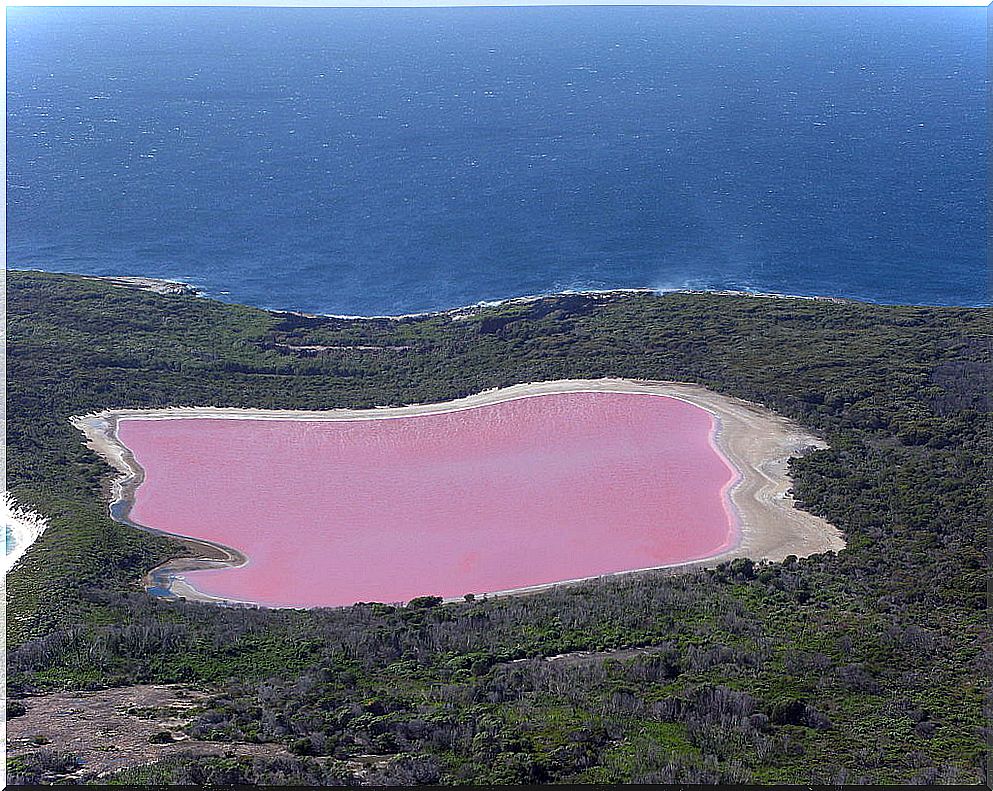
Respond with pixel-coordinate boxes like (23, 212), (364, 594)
(3, 495), (48, 575)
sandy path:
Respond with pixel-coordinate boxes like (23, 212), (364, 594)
(71, 378), (844, 606)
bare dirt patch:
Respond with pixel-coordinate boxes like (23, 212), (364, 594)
(6, 684), (288, 781)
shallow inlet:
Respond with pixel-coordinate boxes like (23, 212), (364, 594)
(116, 391), (738, 608)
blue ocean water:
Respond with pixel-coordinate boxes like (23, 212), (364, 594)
(5, 526), (15, 555)
(6, 6), (987, 315)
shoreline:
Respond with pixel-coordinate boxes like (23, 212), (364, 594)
(12, 269), (991, 320)
(13, 268), (880, 321)
(314, 287), (857, 322)
(3, 497), (49, 576)
(70, 413), (254, 606)
(73, 273), (203, 297)
(72, 378), (845, 609)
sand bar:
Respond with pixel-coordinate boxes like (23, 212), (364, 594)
(72, 379), (844, 607)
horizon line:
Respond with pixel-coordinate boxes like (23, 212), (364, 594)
(6, 1), (991, 8)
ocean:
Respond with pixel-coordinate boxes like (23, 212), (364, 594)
(4, 498), (47, 572)
(6, 6), (988, 315)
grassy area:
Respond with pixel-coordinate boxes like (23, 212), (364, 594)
(6, 270), (990, 785)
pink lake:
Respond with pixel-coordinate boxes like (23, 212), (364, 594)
(118, 392), (738, 608)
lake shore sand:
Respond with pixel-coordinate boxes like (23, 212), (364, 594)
(72, 378), (845, 607)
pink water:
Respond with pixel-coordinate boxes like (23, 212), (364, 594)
(118, 392), (738, 608)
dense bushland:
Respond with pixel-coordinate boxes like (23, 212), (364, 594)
(5, 271), (990, 785)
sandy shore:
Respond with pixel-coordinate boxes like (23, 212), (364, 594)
(69, 413), (252, 605)
(72, 378), (844, 607)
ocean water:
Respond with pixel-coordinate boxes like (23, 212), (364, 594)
(5, 526), (15, 555)
(6, 6), (988, 315)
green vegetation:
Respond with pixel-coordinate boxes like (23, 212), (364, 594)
(6, 271), (990, 785)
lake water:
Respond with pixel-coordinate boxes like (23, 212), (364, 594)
(118, 392), (736, 607)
